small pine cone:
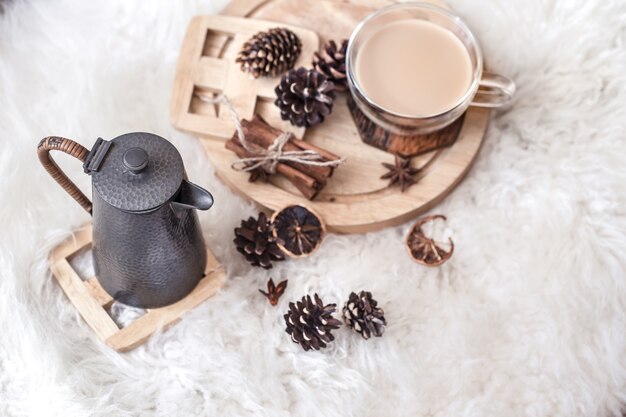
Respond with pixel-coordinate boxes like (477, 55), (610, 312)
(234, 212), (285, 269)
(274, 67), (335, 127)
(236, 28), (302, 78)
(284, 294), (342, 351)
(343, 291), (386, 339)
(312, 39), (348, 91)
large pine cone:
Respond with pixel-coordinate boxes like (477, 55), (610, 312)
(274, 67), (335, 127)
(234, 212), (285, 269)
(312, 39), (348, 92)
(343, 291), (386, 339)
(284, 294), (342, 351)
(236, 28), (302, 78)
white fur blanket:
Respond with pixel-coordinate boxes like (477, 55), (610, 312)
(1, 0), (625, 416)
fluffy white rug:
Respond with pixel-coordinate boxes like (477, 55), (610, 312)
(1, 0), (625, 416)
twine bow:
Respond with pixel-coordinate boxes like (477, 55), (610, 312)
(194, 93), (346, 174)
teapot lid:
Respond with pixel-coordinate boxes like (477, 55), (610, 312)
(89, 132), (184, 212)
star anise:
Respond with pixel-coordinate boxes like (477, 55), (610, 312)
(381, 155), (420, 192)
(246, 164), (269, 183)
(405, 215), (454, 266)
(272, 205), (326, 258)
(259, 277), (288, 306)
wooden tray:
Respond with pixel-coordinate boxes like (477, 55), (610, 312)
(171, 0), (490, 234)
(49, 224), (226, 352)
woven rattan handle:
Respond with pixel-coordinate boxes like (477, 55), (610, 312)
(37, 136), (92, 214)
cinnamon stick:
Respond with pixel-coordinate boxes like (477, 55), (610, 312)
(289, 137), (341, 177)
(289, 138), (341, 162)
(224, 140), (320, 200)
(237, 117), (333, 184)
(235, 135), (330, 186)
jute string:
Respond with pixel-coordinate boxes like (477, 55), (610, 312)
(195, 93), (346, 174)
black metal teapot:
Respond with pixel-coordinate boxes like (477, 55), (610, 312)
(38, 133), (213, 308)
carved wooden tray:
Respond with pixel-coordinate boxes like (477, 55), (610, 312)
(171, 0), (489, 233)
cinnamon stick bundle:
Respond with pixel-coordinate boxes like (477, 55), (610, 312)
(225, 116), (342, 200)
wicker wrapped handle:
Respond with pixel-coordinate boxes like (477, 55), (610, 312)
(37, 136), (92, 214)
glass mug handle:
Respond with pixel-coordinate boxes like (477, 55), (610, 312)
(471, 72), (516, 108)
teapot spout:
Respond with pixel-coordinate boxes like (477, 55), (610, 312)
(171, 179), (214, 211)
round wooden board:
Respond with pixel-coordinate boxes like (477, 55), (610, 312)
(204, 0), (489, 234)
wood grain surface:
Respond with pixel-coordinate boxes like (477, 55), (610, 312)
(171, 0), (490, 233)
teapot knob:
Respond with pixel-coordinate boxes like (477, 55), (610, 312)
(123, 147), (149, 174)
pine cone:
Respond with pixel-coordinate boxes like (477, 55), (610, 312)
(343, 291), (386, 339)
(234, 212), (285, 269)
(274, 67), (335, 127)
(312, 39), (348, 92)
(284, 294), (342, 351)
(236, 28), (302, 78)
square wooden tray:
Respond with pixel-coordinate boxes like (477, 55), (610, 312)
(49, 224), (226, 352)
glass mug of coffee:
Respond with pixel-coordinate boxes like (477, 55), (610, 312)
(346, 2), (516, 135)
